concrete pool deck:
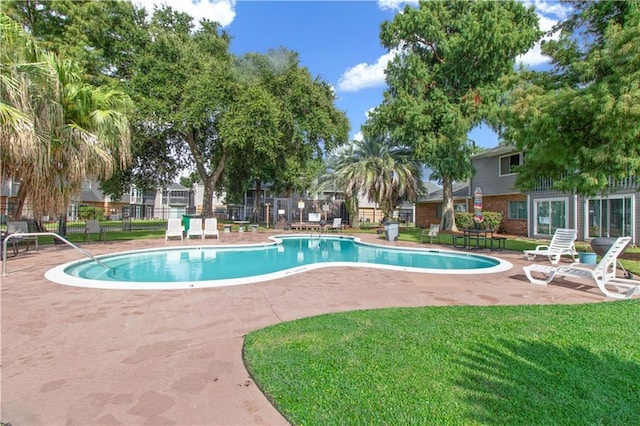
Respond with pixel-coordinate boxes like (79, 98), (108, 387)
(1, 231), (610, 425)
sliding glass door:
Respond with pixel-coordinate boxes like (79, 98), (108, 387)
(587, 196), (633, 238)
(534, 198), (568, 236)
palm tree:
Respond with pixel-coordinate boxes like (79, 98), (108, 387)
(1, 14), (132, 222)
(325, 130), (424, 226)
(1, 14), (62, 214)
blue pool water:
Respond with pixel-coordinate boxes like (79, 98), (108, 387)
(45, 235), (512, 289)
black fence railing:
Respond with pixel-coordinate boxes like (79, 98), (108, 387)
(0, 200), (350, 235)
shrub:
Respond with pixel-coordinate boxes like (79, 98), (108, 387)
(79, 206), (104, 221)
(482, 212), (503, 232)
(455, 212), (474, 230)
(454, 211), (502, 231)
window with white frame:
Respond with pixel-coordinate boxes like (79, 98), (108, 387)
(534, 198), (568, 236)
(499, 152), (523, 176)
(508, 200), (527, 220)
(586, 196), (633, 239)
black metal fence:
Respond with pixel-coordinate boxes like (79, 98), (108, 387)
(1, 200), (348, 235)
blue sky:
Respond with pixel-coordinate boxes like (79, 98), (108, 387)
(136, 0), (573, 148)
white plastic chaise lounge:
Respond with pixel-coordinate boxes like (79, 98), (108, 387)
(187, 217), (204, 239)
(523, 228), (578, 265)
(523, 236), (640, 299)
(165, 218), (183, 241)
(203, 218), (219, 239)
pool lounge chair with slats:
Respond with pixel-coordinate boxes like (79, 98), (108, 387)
(523, 236), (640, 299)
(165, 218), (183, 241)
(187, 218), (204, 240)
(523, 228), (578, 264)
(203, 218), (219, 239)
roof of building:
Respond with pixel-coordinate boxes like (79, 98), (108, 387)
(418, 181), (470, 202)
(472, 145), (519, 160)
(166, 182), (190, 191)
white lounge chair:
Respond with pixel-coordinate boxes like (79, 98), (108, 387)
(165, 218), (183, 241)
(328, 218), (342, 232)
(523, 228), (578, 264)
(523, 236), (640, 299)
(187, 218), (204, 239)
(420, 224), (440, 244)
(203, 218), (219, 239)
(83, 219), (105, 242)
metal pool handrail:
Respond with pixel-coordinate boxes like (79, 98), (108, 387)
(2, 232), (112, 275)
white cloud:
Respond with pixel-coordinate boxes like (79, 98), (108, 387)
(526, 0), (574, 20)
(134, 0), (236, 28)
(537, 13), (560, 34)
(517, 10), (562, 68)
(517, 43), (549, 68)
(337, 50), (396, 92)
(365, 107), (376, 119)
(377, 0), (418, 11)
(352, 131), (364, 142)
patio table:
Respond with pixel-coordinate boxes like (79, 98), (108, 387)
(463, 229), (493, 250)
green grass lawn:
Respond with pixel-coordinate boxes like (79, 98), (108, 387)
(244, 301), (640, 425)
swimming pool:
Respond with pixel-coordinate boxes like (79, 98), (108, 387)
(45, 235), (513, 290)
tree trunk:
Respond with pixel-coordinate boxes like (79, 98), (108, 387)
(56, 215), (68, 243)
(11, 182), (28, 220)
(252, 180), (261, 223)
(185, 127), (227, 219)
(440, 175), (459, 232)
(346, 196), (359, 228)
(201, 177), (215, 218)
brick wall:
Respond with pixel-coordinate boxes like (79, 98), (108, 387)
(480, 194), (527, 236)
(415, 203), (440, 229)
(416, 194), (528, 236)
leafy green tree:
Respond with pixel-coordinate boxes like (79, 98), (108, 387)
(124, 7), (236, 218)
(323, 129), (424, 226)
(0, 14), (132, 220)
(222, 49), (349, 221)
(1, 0), (147, 83)
(1, 0), (171, 202)
(501, 1), (640, 195)
(1, 13), (58, 167)
(373, 0), (540, 231)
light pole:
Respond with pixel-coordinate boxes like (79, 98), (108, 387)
(298, 200), (305, 225)
(265, 203), (271, 228)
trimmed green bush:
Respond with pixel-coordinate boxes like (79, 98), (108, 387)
(455, 212), (475, 229)
(79, 206), (104, 220)
(455, 211), (502, 231)
(482, 211), (503, 231)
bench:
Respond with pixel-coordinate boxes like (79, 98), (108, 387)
(223, 224), (232, 233)
(490, 236), (507, 251)
(7, 221), (38, 252)
(290, 223), (322, 231)
(1, 232), (18, 258)
(452, 235), (467, 249)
